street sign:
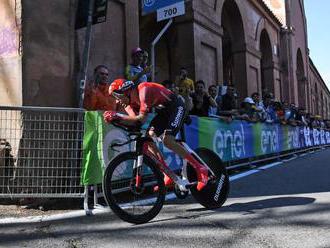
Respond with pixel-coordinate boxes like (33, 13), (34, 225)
(157, 1), (185, 22)
(75, 0), (108, 29)
(142, 0), (184, 15)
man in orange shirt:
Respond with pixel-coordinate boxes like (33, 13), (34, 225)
(83, 65), (116, 110)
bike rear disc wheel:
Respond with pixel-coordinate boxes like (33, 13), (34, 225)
(188, 148), (230, 209)
(103, 152), (165, 224)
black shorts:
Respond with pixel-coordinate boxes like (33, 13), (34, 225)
(149, 95), (186, 137)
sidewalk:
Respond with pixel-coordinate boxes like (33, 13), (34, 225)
(0, 204), (78, 219)
(0, 198), (83, 219)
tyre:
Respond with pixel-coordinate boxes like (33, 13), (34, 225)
(103, 152), (165, 224)
(188, 148), (230, 209)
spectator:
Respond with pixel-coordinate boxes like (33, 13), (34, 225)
(295, 107), (308, 126)
(141, 50), (149, 69)
(175, 67), (195, 99)
(251, 92), (265, 120)
(238, 97), (259, 122)
(273, 101), (285, 124)
(217, 85), (238, 117)
(311, 115), (321, 128)
(308, 115), (316, 129)
(324, 119), (330, 129)
(208, 85), (219, 116)
(141, 50), (152, 81)
(190, 80), (217, 117)
(320, 118), (326, 129)
(162, 80), (192, 111)
(83, 65), (116, 111)
(260, 93), (277, 124)
(282, 101), (295, 125)
(125, 47), (151, 84)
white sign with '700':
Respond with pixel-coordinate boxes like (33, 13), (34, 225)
(157, 1), (185, 22)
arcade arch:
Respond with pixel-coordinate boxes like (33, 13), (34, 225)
(296, 49), (306, 108)
(221, 0), (247, 97)
(259, 29), (274, 95)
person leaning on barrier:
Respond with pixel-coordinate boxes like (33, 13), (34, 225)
(190, 80), (217, 117)
(282, 101), (295, 126)
(208, 85), (219, 116)
(273, 101), (286, 124)
(217, 85), (238, 119)
(295, 107), (309, 126)
(236, 97), (259, 123)
(162, 79), (193, 117)
(259, 93), (278, 124)
(251, 92), (265, 121)
(83, 65), (116, 111)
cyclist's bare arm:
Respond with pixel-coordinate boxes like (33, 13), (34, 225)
(124, 105), (137, 117)
(117, 108), (148, 126)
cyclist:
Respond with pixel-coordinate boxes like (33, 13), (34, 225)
(104, 79), (209, 191)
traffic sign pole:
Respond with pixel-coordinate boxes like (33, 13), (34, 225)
(151, 18), (173, 81)
(78, 0), (95, 108)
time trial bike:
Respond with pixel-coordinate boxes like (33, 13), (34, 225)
(102, 122), (230, 224)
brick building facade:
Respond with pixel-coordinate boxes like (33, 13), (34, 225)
(0, 0), (329, 118)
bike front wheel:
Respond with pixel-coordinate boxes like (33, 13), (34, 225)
(103, 152), (165, 224)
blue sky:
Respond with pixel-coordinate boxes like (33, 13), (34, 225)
(304, 0), (330, 89)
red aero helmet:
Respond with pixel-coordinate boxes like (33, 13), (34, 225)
(109, 79), (125, 96)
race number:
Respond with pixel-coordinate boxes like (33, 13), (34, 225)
(157, 1), (185, 22)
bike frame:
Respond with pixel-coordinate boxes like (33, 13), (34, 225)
(131, 133), (216, 191)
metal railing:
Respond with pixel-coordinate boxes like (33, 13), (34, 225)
(0, 106), (85, 198)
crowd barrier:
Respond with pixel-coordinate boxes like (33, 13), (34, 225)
(81, 111), (330, 186)
(0, 106), (84, 198)
(1, 106), (329, 199)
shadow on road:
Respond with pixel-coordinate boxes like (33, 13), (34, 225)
(187, 196), (315, 213)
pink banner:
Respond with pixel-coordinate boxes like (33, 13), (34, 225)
(0, 24), (18, 57)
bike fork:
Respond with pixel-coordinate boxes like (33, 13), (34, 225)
(133, 155), (143, 188)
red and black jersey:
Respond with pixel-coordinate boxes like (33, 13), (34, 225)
(130, 82), (174, 114)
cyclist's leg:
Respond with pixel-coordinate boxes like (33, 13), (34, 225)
(148, 119), (173, 187)
(156, 97), (208, 190)
(162, 134), (208, 191)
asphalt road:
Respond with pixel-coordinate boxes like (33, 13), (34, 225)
(1, 149), (330, 248)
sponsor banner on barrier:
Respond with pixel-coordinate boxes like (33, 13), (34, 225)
(81, 113), (330, 185)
